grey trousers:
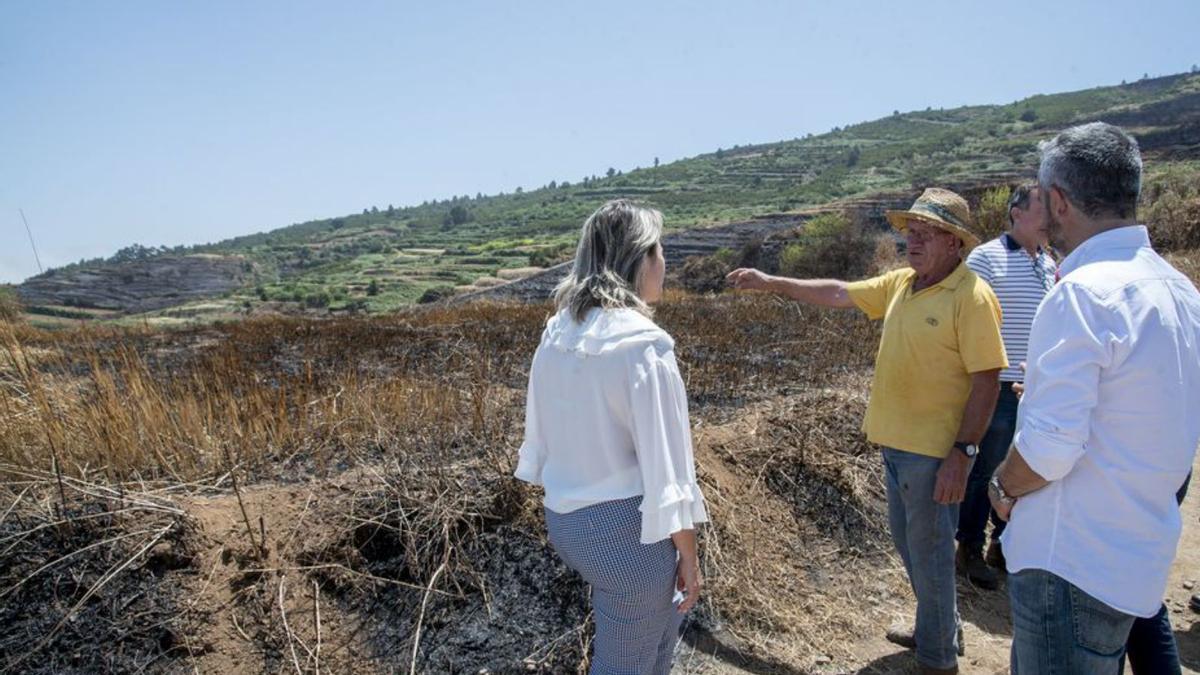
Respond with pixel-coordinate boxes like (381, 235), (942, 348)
(545, 496), (682, 675)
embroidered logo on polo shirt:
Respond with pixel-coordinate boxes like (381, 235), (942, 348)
(926, 317), (939, 327)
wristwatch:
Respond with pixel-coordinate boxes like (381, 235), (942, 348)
(989, 475), (1016, 507)
(953, 441), (979, 458)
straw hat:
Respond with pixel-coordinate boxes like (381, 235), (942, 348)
(885, 187), (981, 251)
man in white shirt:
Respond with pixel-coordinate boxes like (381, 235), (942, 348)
(989, 122), (1200, 674)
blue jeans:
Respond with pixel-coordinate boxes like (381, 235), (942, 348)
(957, 383), (1018, 548)
(1120, 471), (1190, 674)
(1009, 569), (1136, 674)
(883, 448), (961, 670)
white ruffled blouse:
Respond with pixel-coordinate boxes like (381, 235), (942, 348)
(515, 307), (709, 544)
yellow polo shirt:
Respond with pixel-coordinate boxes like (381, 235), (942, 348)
(847, 263), (1008, 458)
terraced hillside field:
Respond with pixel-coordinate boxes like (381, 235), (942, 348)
(17, 72), (1200, 322)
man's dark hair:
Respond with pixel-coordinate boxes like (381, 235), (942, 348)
(1007, 184), (1036, 227)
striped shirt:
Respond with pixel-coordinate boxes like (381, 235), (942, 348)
(966, 233), (1057, 382)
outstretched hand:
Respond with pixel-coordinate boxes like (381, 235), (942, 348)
(725, 268), (772, 291)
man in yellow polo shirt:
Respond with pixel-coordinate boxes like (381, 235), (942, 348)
(727, 188), (1007, 675)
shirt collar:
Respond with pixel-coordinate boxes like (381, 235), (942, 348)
(1058, 225), (1151, 278)
(936, 258), (974, 288)
(1003, 232), (1048, 257)
(908, 261), (969, 292)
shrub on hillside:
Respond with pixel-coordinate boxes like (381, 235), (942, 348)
(528, 243), (574, 269)
(677, 239), (764, 294)
(305, 291), (331, 309)
(870, 234), (904, 275)
(778, 212), (880, 280)
(975, 185), (1012, 243)
(1143, 166), (1200, 252)
(678, 250), (735, 294)
(418, 285), (457, 304)
(0, 287), (22, 322)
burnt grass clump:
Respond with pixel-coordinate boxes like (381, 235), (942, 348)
(758, 388), (889, 552)
(299, 460), (593, 672)
(0, 479), (202, 673)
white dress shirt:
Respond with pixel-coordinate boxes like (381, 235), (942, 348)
(1003, 225), (1200, 617)
(515, 307), (709, 544)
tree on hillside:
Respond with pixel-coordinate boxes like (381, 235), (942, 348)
(367, 279), (380, 296)
(111, 243), (164, 263)
(654, 157), (659, 167)
(445, 205), (472, 226)
(1020, 108), (1038, 122)
(606, 167), (616, 178)
(846, 146), (861, 167)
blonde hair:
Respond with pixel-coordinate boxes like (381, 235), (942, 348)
(554, 199), (663, 323)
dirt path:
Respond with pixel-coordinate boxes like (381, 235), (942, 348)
(681, 453), (1200, 674)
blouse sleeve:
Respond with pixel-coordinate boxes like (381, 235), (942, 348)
(628, 346), (709, 544)
(514, 352), (547, 485)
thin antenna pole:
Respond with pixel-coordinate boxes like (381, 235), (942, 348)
(19, 209), (44, 274)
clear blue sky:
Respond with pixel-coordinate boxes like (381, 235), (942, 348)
(2, 0), (1198, 283)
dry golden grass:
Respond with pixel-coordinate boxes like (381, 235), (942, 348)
(0, 294), (879, 484)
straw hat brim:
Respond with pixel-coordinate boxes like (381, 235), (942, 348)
(885, 209), (981, 251)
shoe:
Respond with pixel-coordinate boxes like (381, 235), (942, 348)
(919, 666), (958, 675)
(885, 623), (917, 650)
(1190, 593), (1200, 613)
(985, 540), (1006, 571)
(957, 545), (1000, 590)
(885, 623), (965, 657)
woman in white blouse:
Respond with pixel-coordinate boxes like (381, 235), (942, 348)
(516, 199), (708, 673)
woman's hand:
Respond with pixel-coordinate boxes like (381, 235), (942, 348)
(670, 529), (702, 613)
(676, 553), (703, 613)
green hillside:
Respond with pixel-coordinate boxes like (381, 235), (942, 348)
(27, 71), (1200, 319)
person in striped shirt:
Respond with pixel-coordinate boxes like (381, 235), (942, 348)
(955, 184), (1057, 590)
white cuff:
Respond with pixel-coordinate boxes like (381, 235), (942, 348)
(638, 483), (709, 544)
(1013, 417), (1085, 482)
(514, 443), (544, 485)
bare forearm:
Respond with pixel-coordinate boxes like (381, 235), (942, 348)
(765, 276), (852, 308)
(996, 448), (1050, 497)
(957, 370), (1000, 444)
(671, 529), (698, 560)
